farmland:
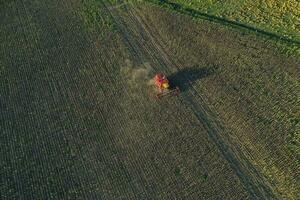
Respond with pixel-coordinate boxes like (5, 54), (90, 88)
(150, 0), (300, 41)
(1, 0), (299, 199)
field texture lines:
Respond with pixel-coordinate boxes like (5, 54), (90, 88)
(1, 0), (299, 199)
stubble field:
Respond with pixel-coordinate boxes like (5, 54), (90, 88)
(1, 0), (299, 199)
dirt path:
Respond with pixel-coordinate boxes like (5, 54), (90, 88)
(102, 1), (277, 199)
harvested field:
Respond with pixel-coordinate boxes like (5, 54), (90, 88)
(1, 0), (299, 199)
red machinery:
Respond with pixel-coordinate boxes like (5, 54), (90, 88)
(154, 73), (180, 99)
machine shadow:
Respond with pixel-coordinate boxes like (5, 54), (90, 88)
(168, 67), (214, 92)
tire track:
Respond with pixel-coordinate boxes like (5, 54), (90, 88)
(101, 1), (278, 199)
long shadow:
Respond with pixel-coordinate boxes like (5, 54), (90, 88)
(146, 0), (300, 46)
(168, 67), (213, 92)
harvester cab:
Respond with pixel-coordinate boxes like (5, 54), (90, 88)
(154, 73), (180, 99)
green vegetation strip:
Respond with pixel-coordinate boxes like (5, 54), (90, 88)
(152, 0), (299, 40)
(77, 0), (117, 36)
(144, 0), (300, 55)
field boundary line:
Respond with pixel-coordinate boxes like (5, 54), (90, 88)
(143, 0), (300, 47)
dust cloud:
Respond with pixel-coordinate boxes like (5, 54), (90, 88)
(120, 59), (155, 89)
